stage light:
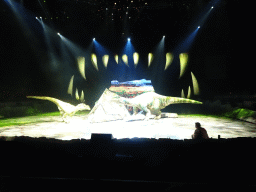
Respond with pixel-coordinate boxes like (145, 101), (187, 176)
(181, 89), (185, 98)
(211, 6), (214, 9)
(148, 53), (153, 67)
(35, 17), (38, 19)
(93, 38), (95, 41)
(77, 56), (86, 80)
(187, 86), (191, 99)
(128, 38), (130, 41)
(91, 53), (98, 71)
(115, 55), (118, 64)
(75, 88), (79, 101)
(198, 26), (200, 29)
(133, 52), (139, 68)
(67, 75), (74, 96)
(122, 54), (128, 66)
(40, 16), (42, 19)
(191, 72), (200, 95)
(165, 52), (173, 70)
(102, 55), (109, 68)
(179, 53), (189, 78)
(80, 90), (85, 102)
(163, 35), (165, 38)
(57, 32), (60, 36)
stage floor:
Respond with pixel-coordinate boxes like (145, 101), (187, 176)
(0, 114), (256, 140)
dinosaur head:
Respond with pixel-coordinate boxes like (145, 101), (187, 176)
(76, 103), (91, 111)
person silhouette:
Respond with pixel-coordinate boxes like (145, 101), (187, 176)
(192, 122), (209, 139)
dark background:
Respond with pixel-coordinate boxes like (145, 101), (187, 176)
(0, 0), (253, 107)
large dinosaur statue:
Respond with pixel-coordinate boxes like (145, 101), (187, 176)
(113, 92), (202, 120)
(26, 96), (91, 123)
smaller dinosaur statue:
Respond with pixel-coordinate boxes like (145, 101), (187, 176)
(113, 92), (202, 120)
(26, 96), (91, 123)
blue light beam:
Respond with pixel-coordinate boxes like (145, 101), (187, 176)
(93, 39), (111, 69)
(177, 27), (200, 53)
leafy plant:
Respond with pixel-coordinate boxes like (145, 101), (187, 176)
(26, 107), (40, 116)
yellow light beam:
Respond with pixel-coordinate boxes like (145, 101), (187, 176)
(80, 90), (85, 102)
(122, 54), (129, 66)
(179, 53), (189, 78)
(67, 75), (74, 96)
(91, 53), (99, 71)
(77, 56), (86, 80)
(133, 52), (139, 68)
(187, 86), (191, 99)
(75, 88), (79, 100)
(181, 89), (185, 98)
(102, 55), (109, 68)
(115, 54), (118, 64)
(148, 53), (153, 67)
(191, 72), (200, 95)
(165, 52), (174, 70)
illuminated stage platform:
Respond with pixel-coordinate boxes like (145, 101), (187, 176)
(1, 114), (256, 140)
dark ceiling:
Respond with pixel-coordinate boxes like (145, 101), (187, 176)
(18, 0), (228, 45)
(1, 0), (253, 102)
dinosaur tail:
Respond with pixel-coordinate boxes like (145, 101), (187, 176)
(27, 96), (48, 100)
(165, 97), (203, 106)
(26, 96), (61, 106)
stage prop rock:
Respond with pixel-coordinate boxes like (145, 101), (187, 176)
(87, 89), (131, 123)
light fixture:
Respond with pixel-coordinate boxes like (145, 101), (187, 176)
(93, 38), (96, 41)
(57, 32), (60, 35)
(198, 26), (200, 29)
(128, 38), (130, 41)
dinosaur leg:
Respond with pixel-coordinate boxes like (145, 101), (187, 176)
(149, 99), (162, 120)
(140, 106), (151, 121)
(61, 112), (70, 123)
(145, 108), (152, 121)
(154, 110), (162, 120)
(133, 107), (139, 116)
(58, 107), (66, 122)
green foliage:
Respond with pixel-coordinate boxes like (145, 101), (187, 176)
(26, 107), (41, 116)
(223, 108), (256, 119)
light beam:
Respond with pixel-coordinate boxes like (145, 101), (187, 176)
(187, 86), (191, 99)
(75, 88), (79, 101)
(191, 72), (200, 95)
(148, 53), (153, 67)
(91, 53), (99, 71)
(80, 90), (85, 102)
(77, 56), (86, 80)
(102, 55), (109, 68)
(122, 54), (128, 66)
(179, 53), (189, 78)
(67, 75), (74, 96)
(133, 52), (139, 68)
(181, 89), (185, 98)
(115, 54), (118, 64)
(165, 52), (174, 70)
